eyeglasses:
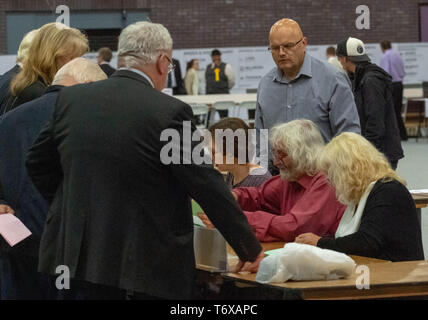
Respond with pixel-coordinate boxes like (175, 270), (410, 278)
(163, 55), (176, 74)
(268, 38), (303, 53)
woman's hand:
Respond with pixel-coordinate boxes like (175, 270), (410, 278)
(295, 233), (321, 246)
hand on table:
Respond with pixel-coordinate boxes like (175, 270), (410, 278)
(234, 250), (266, 273)
(295, 233), (321, 246)
(0, 204), (15, 215)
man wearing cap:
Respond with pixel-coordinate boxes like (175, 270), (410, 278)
(256, 19), (360, 175)
(336, 37), (403, 169)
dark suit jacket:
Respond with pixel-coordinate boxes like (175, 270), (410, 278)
(0, 86), (62, 257)
(100, 63), (116, 77)
(4, 80), (47, 113)
(0, 64), (21, 115)
(169, 58), (186, 95)
(26, 70), (261, 299)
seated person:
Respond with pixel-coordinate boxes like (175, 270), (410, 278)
(208, 117), (271, 188)
(200, 119), (346, 242)
(295, 132), (424, 262)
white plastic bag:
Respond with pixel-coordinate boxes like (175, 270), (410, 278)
(256, 243), (356, 284)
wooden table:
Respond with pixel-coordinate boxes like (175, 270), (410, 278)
(175, 93), (257, 106)
(223, 242), (428, 300)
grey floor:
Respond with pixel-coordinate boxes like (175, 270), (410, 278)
(396, 138), (428, 258)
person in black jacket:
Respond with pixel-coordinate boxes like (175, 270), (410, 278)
(0, 29), (39, 115)
(26, 21), (263, 300)
(295, 132), (424, 262)
(335, 37), (403, 170)
(97, 47), (116, 77)
(4, 23), (88, 114)
(0, 58), (107, 300)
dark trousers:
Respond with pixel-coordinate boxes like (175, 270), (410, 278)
(391, 82), (408, 140)
(0, 254), (57, 300)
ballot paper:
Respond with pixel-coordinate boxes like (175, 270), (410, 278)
(409, 189), (428, 194)
(0, 214), (32, 247)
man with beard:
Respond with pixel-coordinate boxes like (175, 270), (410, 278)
(199, 119), (346, 242)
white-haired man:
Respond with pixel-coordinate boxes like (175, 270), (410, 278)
(26, 21), (263, 300)
(0, 58), (106, 300)
(200, 119), (346, 242)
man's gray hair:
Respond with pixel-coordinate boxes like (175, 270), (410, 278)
(117, 21), (173, 68)
(52, 57), (107, 85)
(269, 119), (325, 175)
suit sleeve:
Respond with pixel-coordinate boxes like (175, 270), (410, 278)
(0, 180), (7, 205)
(329, 72), (361, 136)
(25, 117), (63, 204)
(164, 103), (262, 262)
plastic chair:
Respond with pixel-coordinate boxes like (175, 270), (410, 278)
(239, 101), (257, 127)
(212, 101), (236, 119)
(191, 104), (210, 129)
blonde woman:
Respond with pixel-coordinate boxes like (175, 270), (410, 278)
(184, 59), (199, 95)
(5, 22), (88, 112)
(296, 132), (424, 262)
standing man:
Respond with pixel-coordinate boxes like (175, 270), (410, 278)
(0, 58), (107, 299)
(26, 21), (263, 300)
(326, 46), (345, 72)
(205, 49), (236, 117)
(336, 37), (403, 169)
(97, 47), (116, 77)
(380, 40), (407, 141)
(166, 58), (186, 95)
(256, 18), (360, 174)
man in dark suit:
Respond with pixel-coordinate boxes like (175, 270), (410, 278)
(97, 47), (116, 77)
(0, 58), (107, 299)
(26, 21), (263, 300)
(166, 58), (186, 95)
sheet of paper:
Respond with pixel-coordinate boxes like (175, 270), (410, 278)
(0, 214), (32, 247)
(409, 189), (428, 194)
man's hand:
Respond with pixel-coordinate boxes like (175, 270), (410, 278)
(197, 212), (215, 229)
(0, 204), (15, 215)
(234, 250), (266, 273)
(231, 191), (238, 201)
(295, 233), (321, 246)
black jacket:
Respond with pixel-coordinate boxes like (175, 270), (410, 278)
(352, 62), (404, 163)
(0, 64), (21, 115)
(318, 179), (424, 262)
(26, 70), (261, 299)
(3, 80), (47, 113)
(100, 63), (116, 77)
(0, 86), (62, 257)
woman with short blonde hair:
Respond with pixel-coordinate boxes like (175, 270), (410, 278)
(296, 132), (424, 262)
(6, 22), (88, 112)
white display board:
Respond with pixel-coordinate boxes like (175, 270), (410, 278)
(2, 42), (427, 93)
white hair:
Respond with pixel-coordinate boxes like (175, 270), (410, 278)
(269, 119), (325, 175)
(16, 29), (39, 64)
(52, 57), (107, 85)
(117, 21), (173, 68)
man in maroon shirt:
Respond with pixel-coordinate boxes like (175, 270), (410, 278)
(200, 119), (346, 242)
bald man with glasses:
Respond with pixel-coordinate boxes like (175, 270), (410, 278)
(256, 18), (361, 175)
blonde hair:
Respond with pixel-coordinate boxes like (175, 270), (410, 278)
(11, 23), (89, 96)
(52, 57), (107, 85)
(16, 29), (39, 64)
(319, 132), (405, 205)
(269, 119), (325, 176)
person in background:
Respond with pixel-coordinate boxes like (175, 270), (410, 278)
(25, 21), (263, 300)
(256, 19), (360, 175)
(336, 37), (403, 170)
(199, 119), (345, 243)
(296, 132), (424, 262)
(97, 47), (116, 77)
(166, 58), (186, 95)
(205, 49), (236, 117)
(326, 46), (345, 72)
(184, 59), (200, 95)
(5, 22), (89, 113)
(0, 58), (107, 300)
(208, 118), (272, 188)
(0, 29), (39, 115)
(380, 40), (408, 141)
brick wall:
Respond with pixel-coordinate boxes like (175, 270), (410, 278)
(1, 0), (428, 53)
